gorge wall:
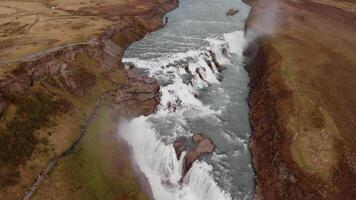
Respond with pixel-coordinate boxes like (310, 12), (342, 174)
(0, 0), (178, 199)
(245, 0), (356, 199)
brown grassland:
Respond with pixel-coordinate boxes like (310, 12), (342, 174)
(245, 0), (356, 198)
(0, 0), (177, 199)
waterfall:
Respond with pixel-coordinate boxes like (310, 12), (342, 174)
(119, 30), (248, 200)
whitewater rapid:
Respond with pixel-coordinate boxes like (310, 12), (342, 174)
(119, 0), (254, 199)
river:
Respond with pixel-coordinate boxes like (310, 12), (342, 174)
(119, 0), (254, 199)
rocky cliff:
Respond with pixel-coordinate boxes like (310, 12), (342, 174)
(0, 0), (178, 199)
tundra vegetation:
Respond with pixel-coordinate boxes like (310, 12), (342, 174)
(245, 0), (356, 198)
(0, 0), (173, 199)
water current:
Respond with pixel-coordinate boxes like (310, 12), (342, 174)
(120, 1), (254, 199)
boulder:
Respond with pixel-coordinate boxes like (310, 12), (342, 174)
(226, 8), (239, 17)
(173, 133), (215, 178)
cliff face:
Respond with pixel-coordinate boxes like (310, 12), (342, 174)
(0, 0), (178, 199)
(246, 37), (326, 199)
(245, 0), (356, 199)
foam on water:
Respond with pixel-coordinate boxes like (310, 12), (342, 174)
(119, 31), (249, 199)
(223, 31), (247, 56)
(120, 117), (232, 200)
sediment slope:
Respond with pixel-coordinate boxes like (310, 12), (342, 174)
(245, 0), (356, 199)
(0, 0), (178, 199)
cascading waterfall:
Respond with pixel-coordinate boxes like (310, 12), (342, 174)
(119, 0), (254, 199)
(119, 30), (250, 200)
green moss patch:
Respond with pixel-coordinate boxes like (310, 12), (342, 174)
(33, 106), (149, 200)
(65, 106), (148, 200)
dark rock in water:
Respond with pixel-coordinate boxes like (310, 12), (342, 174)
(208, 50), (225, 73)
(222, 47), (229, 57)
(204, 59), (215, 73)
(124, 62), (135, 69)
(196, 67), (208, 83)
(173, 139), (185, 159)
(173, 133), (215, 178)
(226, 8), (239, 17)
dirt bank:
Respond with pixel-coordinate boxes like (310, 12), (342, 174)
(0, 0), (178, 199)
(245, 0), (356, 199)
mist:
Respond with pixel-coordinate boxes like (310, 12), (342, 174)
(245, 0), (279, 40)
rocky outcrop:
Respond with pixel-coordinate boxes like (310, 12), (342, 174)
(0, 0), (179, 97)
(208, 50), (225, 73)
(114, 69), (160, 117)
(2, 45), (100, 97)
(173, 139), (185, 159)
(173, 133), (215, 177)
(226, 9), (239, 17)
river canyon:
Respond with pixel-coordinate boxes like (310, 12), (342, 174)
(120, 0), (255, 199)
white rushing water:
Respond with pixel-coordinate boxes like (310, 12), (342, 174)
(119, 0), (254, 199)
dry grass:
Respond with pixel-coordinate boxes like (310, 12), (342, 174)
(0, 0), (114, 60)
(270, 0), (356, 179)
(52, 0), (155, 13)
(311, 0), (356, 12)
(0, 0), (164, 199)
(0, 0), (157, 62)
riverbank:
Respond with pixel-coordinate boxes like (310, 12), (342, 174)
(245, 0), (356, 198)
(0, 0), (178, 199)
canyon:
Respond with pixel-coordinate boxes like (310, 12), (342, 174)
(1, 0), (355, 199)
